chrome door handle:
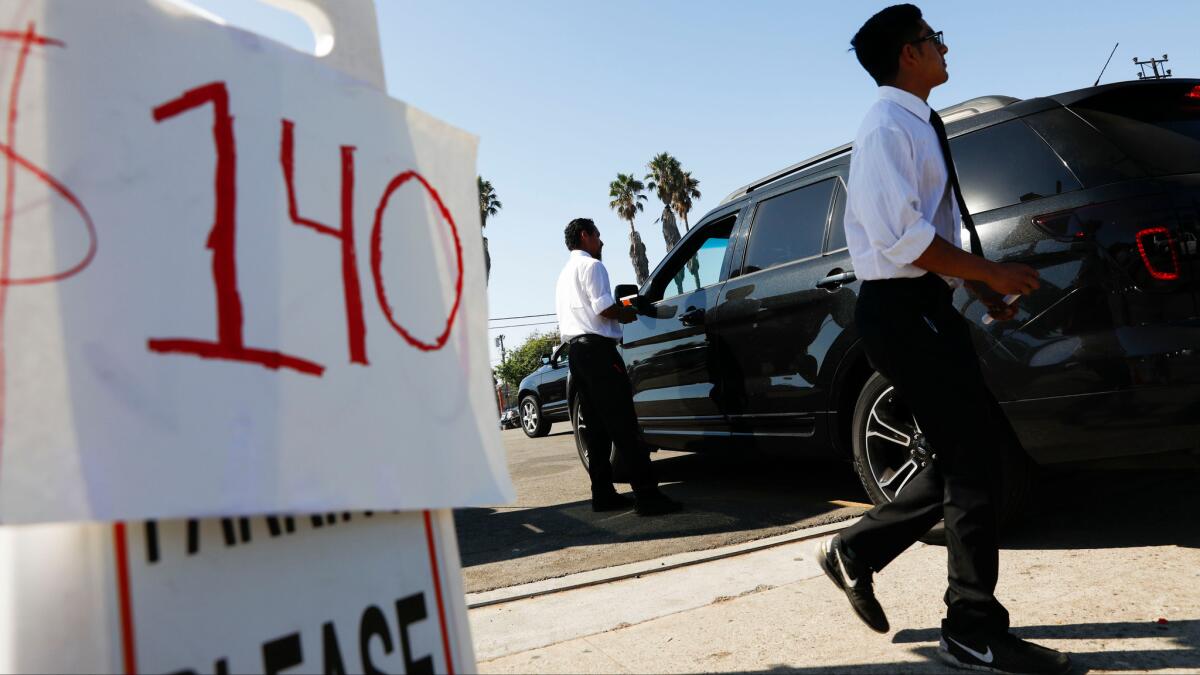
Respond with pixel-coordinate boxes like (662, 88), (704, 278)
(816, 270), (856, 290)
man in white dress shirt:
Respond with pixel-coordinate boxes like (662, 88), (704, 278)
(555, 218), (682, 517)
(814, 6), (1069, 674)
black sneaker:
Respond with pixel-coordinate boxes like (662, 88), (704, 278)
(591, 492), (633, 512)
(634, 493), (683, 517)
(815, 535), (889, 633)
(938, 629), (1071, 674)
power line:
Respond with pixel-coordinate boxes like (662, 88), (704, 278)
(488, 312), (555, 322)
(488, 320), (558, 330)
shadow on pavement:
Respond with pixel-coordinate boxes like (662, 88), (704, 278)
(893, 619), (1200, 673)
(455, 452), (868, 570)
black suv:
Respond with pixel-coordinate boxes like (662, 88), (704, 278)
(570, 79), (1200, 511)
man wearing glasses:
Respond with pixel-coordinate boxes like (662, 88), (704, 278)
(813, 5), (1069, 674)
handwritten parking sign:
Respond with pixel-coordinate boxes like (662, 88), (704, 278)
(0, 1), (513, 523)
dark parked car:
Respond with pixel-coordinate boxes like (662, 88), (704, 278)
(570, 79), (1200, 514)
(500, 405), (520, 430)
(516, 343), (570, 437)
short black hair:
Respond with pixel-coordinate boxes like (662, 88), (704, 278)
(564, 218), (596, 250)
(850, 4), (924, 86)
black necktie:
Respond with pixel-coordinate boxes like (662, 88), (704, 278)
(929, 111), (984, 258)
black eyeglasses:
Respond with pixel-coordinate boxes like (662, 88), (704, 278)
(910, 30), (944, 48)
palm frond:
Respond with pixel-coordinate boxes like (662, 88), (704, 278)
(478, 175), (502, 227)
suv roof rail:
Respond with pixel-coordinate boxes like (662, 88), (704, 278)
(937, 94), (1021, 124)
(719, 94), (1021, 206)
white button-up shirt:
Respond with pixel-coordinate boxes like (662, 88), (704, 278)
(556, 250), (622, 340)
(844, 86), (968, 283)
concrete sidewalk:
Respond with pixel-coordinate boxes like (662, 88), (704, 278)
(471, 529), (1200, 673)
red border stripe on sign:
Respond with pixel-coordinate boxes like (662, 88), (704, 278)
(113, 522), (138, 675)
(424, 509), (456, 675)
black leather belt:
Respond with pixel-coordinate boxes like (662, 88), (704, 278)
(567, 334), (618, 346)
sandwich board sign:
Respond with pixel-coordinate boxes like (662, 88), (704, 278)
(0, 1), (510, 672)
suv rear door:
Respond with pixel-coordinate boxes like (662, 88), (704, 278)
(622, 209), (740, 451)
(711, 167), (854, 454)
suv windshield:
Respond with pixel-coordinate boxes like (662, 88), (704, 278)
(1070, 82), (1200, 177)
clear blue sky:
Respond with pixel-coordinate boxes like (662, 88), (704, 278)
(185, 0), (1196, 366)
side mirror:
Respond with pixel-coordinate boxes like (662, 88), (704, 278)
(615, 283), (648, 313)
(550, 342), (569, 367)
(541, 356), (550, 366)
(614, 283), (639, 302)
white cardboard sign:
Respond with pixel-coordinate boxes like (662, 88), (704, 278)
(0, 510), (476, 674)
(0, 1), (513, 524)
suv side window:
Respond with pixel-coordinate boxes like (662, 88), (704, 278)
(652, 217), (735, 302)
(743, 178), (837, 274)
(950, 119), (1082, 214)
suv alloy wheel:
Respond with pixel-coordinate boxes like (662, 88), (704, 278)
(570, 394), (619, 475)
(849, 372), (1033, 528)
(520, 395), (550, 438)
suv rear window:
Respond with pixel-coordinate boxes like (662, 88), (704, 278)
(1069, 82), (1200, 177)
(950, 119), (1082, 214)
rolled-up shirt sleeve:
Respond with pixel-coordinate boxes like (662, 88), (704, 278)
(852, 126), (937, 267)
(581, 261), (616, 315)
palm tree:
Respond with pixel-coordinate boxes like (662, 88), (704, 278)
(666, 165), (704, 289)
(608, 172), (650, 285)
(645, 152), (683, 251)
(478, 176), (502, 283)
(672, 170), (702, 232)
(647, 153), (688, 294)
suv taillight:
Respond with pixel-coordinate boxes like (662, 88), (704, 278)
(1135, 227), (1181, 280)
(1032, 194), (1196, 290)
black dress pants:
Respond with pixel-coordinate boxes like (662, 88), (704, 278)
(840, 273), (1012, 635)
(568, 335), (657, 496)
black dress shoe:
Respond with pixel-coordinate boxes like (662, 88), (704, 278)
(634, 493), (683, 517)
(939, 628), (1071, 674)
(591, 492), (633, 512)
(815, 534), (889, 633)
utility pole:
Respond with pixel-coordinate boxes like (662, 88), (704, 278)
(493, 334), (507, 365)
(1134, 54), (1172, 80)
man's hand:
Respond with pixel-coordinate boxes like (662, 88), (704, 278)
(984, 261), (1040, 298)
(915, 236), (1040, 299)
(984, 296), (1020, 322)
(966, 280), (1020, 322)
(600, 303), (638, 324)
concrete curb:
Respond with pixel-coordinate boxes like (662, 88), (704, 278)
(466, 516), (861, 609)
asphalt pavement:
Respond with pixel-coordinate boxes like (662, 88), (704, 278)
(455, 424), (871, 593)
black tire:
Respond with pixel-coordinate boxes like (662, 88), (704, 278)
(520, 395), (550, 438)
(570, 394), (618, 476)
(849, 371), (1034, 530)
